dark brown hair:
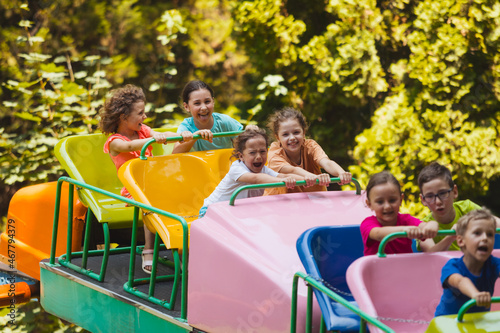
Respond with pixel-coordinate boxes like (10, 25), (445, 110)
(418, 162), (454, 191)
(366, 171), (402, 200)
(99, 84), (146, 134)
(181, 80), (214, 105)
(267, 107), (308, 138)
(232, 127), (269, 159)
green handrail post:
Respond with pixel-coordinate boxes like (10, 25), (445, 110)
(306, 285), (313, 333)
(139, 130), (243, 160)
(290, 271), (395, 333)
(377, 228), (500, 257)
(230, 177), (361, 206)
(127, 206), (140, 289)
(81, 209), (93, 269)
(49, 179), (64, 265)
(66, 183), (74, 262)
(456, 297), (500, 322)
(290, 274), (299, 333)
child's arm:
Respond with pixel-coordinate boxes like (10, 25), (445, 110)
(318, 158), (352, 185)
(420, 223), (457, 252)
(447, 273), (492, 308)
(172, 129), (213, 154)
(238, 173), (299, 189)
(369, 225), (422, 242)
(109, 137), (156, 155)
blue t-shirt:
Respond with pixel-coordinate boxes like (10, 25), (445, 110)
(177, 112), (243, 151)
(435, 256), (500, 316)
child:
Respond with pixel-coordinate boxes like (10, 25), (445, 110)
(434, 209), (500, 316)
(265, 107), (351, 195)
(99, 84), (193, 274)
(172, 80), (255, 153)
(418, 162), (483, 252)
(360, 171), (439, 256)
(199, 127), (303, 216)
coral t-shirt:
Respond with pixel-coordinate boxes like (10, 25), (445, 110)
(265, 139), (328, 195)
(103, 124), (152, 197)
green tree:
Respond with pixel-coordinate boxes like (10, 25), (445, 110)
(351, 0), (500, 216)
(232, 0), (500, 214)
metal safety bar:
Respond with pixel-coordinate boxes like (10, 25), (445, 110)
(290, 272), (395, 333)
(229, 177), (362, 206)
(139, 130), (243, 159)
(377, 228), (500, 257)
(457, 297), (500, 322)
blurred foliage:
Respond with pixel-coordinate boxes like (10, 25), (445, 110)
(0, 300), (89, 332)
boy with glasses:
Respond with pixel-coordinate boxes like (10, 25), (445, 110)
(418, 162), (482, 252)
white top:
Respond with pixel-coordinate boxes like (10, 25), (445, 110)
(203, 160), (279, 207)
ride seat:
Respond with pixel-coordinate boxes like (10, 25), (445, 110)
(118, 149), (234, 250)
(54, 130), (175, 227)
(347, 252), (459, 333)
(296, 225), (364, 332)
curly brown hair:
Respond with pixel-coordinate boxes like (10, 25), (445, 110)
(99, 84), (146, 134)
(232, 127), (269, 159)
(267, 107), (308, 139)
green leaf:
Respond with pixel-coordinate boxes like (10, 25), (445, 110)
(14, 112), (42, 122)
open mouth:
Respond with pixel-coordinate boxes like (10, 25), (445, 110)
(253, 162), (263, 168)
(478, 245), (489, 253)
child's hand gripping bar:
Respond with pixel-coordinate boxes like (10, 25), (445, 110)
(456, 297), (500, 322)
(229, 177), (361, 206)
(377, 229), (500, 258)
(139, 130), (243, 160)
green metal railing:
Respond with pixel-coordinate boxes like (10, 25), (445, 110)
(457, 297), (500, 322)
(377, 228), (500, 257)
(229, 177), (361, 206)
(139, 131), (243, 159)
(49, 176), (189, 318)
(290, 272), (395, 333)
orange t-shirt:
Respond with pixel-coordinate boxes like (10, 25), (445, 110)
(265, 139), (328, 195)
(103, 124), (152, 197)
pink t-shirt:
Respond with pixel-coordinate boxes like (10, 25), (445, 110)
(103, 124), (152, 197)
(360, 213), (422, 256)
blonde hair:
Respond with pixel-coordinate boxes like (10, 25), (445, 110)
(456, 208), (496, 236)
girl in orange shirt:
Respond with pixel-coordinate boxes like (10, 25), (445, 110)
(266, 107), (351, 195)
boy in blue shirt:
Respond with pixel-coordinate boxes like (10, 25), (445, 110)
(435, 209), (500, 316)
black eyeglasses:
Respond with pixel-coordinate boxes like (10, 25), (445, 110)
(422, 188), (453, 203)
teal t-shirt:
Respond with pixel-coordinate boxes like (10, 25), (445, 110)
(420, 199), (481, 251)
(177, 112), (243, 151)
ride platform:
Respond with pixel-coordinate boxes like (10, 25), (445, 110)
(40, 249), (193, 333)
